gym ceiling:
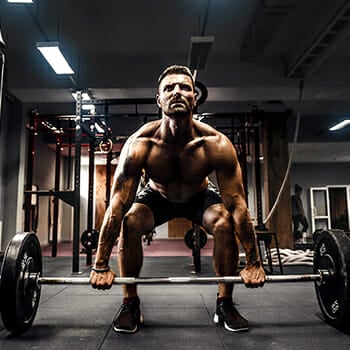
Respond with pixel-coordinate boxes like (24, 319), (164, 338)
(1, 0), (350, 162)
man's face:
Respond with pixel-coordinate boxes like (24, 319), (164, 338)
(156, 74), (197, 116)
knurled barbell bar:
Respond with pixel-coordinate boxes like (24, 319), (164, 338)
(0, 230), (350, 335)
(29, 271), (331, 285)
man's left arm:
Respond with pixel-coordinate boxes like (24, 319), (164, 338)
(213, 136), (266, 287)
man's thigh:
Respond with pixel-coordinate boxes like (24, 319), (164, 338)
(124, 203), (156, 235)
(134, 186), (176, 227)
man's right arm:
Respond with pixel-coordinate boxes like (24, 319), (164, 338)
(90, 136), (145, 288)
(93, 185), (134, 270)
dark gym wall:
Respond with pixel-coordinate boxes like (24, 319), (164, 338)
(0, 93), (25, 250)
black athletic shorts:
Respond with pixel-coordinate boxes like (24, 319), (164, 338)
(134, 182), (222, 227)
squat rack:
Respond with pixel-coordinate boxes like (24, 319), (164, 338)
(24, 92), (86, 273)
(23, 94), (158, 273)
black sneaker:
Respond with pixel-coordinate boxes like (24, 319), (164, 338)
(214, 298), (249, 332)
(113, 297), (143, 334)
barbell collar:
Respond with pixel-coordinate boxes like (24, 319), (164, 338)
(35, 270), (329, 285)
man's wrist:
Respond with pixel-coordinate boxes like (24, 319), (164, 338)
(246, 251), (261, 266)
(91, 266), (110, 273)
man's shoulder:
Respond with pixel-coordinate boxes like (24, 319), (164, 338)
(126, 120), (160, 143)
(123, 121), (161, 155)
(200, 125), (232, 150)
(135, 120), (161, 136)
(194, 119), (217, 134)
(194, 120), (228, 142)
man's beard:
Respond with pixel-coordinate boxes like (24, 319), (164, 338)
(166, 108), (191, 118)
(166, 100), (193, 116)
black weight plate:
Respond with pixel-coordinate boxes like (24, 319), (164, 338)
(184, 227), (207, 250)
(0, 232), (42, 334)
(81, 229), (99, 250)
(314, 229), (350, 329)
(194, 81), (208, 106)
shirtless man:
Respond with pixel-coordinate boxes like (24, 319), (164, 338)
(90, 65), (266, 334)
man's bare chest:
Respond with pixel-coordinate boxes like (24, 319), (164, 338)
(145, 143), (212, 183)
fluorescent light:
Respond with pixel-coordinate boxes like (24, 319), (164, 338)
(7, 0), (33, 3)
(329, 119), (350, 131)
(36, 41), (74, 75)
(188, 36), (215, 71)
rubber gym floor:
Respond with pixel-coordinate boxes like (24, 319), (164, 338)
(1, 244), (350, 349)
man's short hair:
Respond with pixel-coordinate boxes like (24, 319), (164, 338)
(157, 65), (195, 89)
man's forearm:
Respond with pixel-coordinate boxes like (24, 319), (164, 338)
(94, 232), (119, 268)
(239, 233), (261, 266)
(237, 231), (260, 266)
(233, 209), (261, 266)
(94, 208), (122, 268)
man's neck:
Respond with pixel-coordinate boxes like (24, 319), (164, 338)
(161, 113), (194, 144)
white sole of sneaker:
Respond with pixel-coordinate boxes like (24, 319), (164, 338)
(213, 313), (249, 332)
(113, 324), (138, 334)
(113, 314), (144, 334)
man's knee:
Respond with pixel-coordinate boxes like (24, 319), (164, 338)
(212, 218), (234, 240)
(207, 216), (234, 238)
(203, 204), (233, 237)
(122, 205), (154, 238)
(118, 211), (148, 252)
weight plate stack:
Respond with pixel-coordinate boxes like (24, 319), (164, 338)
(0, 232), (42, 334)
(313, 229), (350, 329)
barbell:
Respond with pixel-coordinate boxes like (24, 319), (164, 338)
(36, 272), (330, 285)
(0, 229), (349, 335)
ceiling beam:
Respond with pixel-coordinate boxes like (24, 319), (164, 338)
(286, 0), (350, 78)
(240, 0), (294, 61)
